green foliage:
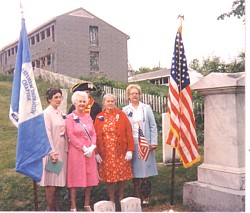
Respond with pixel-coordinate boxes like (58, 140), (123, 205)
(217, 0), (245, 23)
(133, 66), (165, 74)
(136, 81), (168, 96)
(0, 74), (13, 82)
(189, 53), (245, 76)
(192, 91), (204, 144)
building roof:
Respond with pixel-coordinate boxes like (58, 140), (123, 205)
(128, 67), (203, 85)
(128, 69), (170, 82)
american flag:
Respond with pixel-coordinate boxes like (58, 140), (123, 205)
(166, 26), (200, 168)
(138, 126), (150, 161)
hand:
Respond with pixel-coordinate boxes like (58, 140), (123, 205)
(51, 155), (58, 164)
(125, 151), (132, 161)
(83, 144), (96, 158)
(95, 154), (103, 163)
(150, 144), (157, 150)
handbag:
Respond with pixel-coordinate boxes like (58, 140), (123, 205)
(45, 159), (63, 175)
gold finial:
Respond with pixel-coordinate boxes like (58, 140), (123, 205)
(20, 0), (24, 18)
(177, 14), (184, 33)
(177, 14), (184, 20)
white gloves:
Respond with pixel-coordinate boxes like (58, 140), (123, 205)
(82, 144), (96, 158)
(95, 154), (103, 163)
(125, 151), (132, 161)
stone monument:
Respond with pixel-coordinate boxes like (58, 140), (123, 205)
(183, 72), (245, 212)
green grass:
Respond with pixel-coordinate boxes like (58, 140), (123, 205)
(0, 75), (203, 211)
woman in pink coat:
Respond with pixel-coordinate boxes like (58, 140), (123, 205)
(39, 87), (68, 211)
(66, 91), (98, 212)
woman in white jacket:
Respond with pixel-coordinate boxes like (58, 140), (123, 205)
(122, 84), (158, 204)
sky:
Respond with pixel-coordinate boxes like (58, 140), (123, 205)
(0, 0), (245, 70)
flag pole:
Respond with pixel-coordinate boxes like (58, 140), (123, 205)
(20, 1), (39, 211)
(169, 14), (184, 211)
(169, 147), (176, 209)
(33, 180), (39, 211)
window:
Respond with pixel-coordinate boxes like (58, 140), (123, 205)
(89, 26), (99, 46)
(31, 36), (35, 45)
(41, 31), (45, 40)
(36, 34), (40, 42)
(46, 27), (50, 37)
(46, 55), (51, 65)
(4, 52), (7, 64)
(35, 60), (40, 68)
(90, 51), (99, 71)
(51, 26), (55, 42)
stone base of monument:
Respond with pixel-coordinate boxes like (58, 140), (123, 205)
(183, 181), (245, 212)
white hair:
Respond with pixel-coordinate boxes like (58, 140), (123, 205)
(102, 93), (116, 102)
(71, 91), (88, 104)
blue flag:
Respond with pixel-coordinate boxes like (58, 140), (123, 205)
(9, 18), (51, 182)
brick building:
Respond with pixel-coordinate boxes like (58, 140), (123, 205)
(0, 8), (129, 82)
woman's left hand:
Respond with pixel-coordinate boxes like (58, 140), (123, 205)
(150, 145), (157, 150)
(51, 155), (58, 164)
(83, 144), (96, 158)
(125, 151), (133, 161)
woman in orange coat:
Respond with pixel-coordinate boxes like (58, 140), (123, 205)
(94, 93), (135, 206)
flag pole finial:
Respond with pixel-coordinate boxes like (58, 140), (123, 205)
(177, 14), (184, 33)
(20, 0), (24, 18)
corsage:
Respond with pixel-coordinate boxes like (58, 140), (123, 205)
(98, 116), (104, 121)
(62, 113), (67, 119)
(73, 114), (80, 123)
(127, 111), (133, 117)
(116, 114), (120, 121)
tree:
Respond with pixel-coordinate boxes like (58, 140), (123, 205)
(189, 52), (245, 76)
(133, 66), (164, 75)
(217, 0), (245, 23)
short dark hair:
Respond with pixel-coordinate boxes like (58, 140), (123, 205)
(45, 87), (62, 103)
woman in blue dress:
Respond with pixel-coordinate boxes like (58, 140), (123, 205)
(122, 84), (158, 204)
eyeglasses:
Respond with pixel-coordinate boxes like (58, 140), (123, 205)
(53, 95), (63, 100)
(130, 92), (139, 96)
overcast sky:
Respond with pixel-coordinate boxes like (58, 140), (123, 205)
(0, 0), (245, 70)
